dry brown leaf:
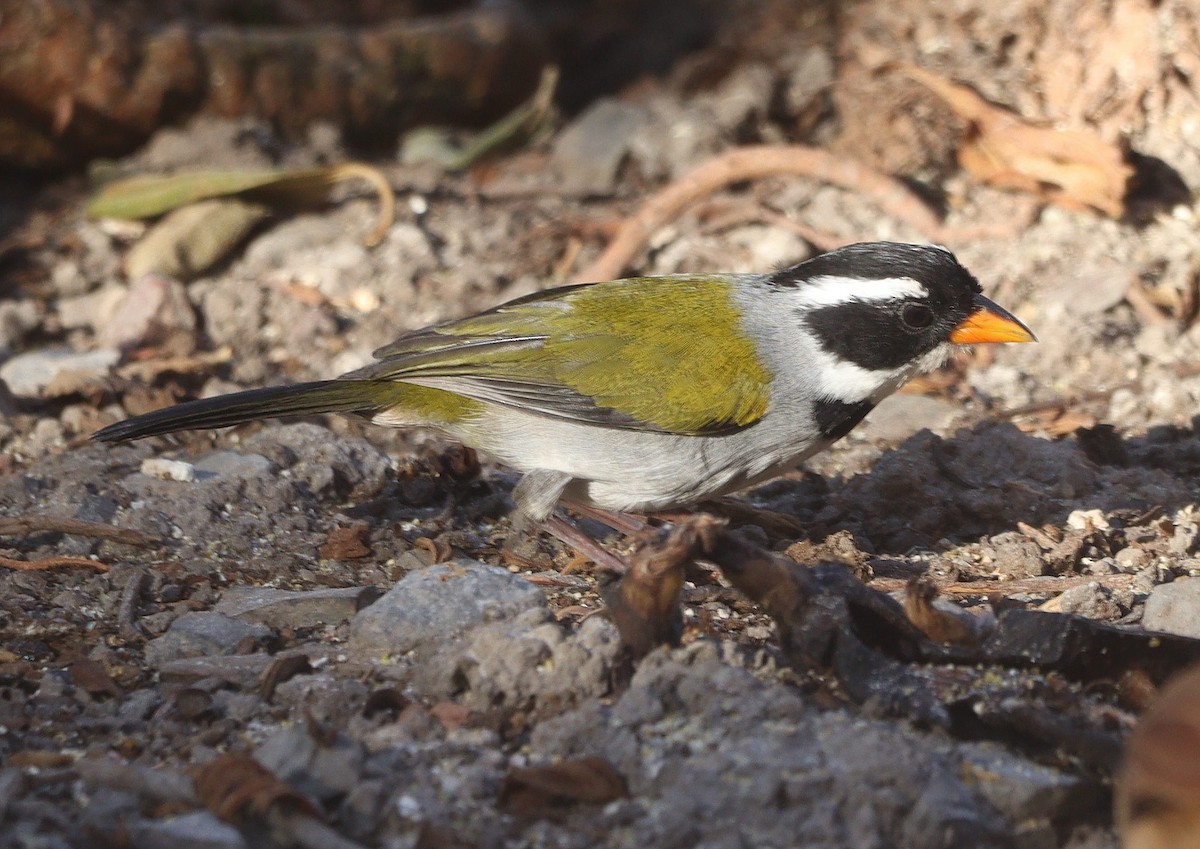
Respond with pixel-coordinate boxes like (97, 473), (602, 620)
(1012, 407), (1099, 436)
(414, 535), (453, 564)
(499, 756), (628, 816)
(318, 523), (372, 560)
(124, 199), (271, 281)
(429, 701), (472, 731)
(69, 658), (123, 698)
(194, 751), (318, 825)
(899, 64), (1132, 217)
(258, 654), (313, 701)
(1036, 0), (1163, 132)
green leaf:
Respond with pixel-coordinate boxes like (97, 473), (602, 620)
(87, 163), (395, 246)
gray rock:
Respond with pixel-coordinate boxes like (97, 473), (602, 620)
(551, 99), (650, 193)
(984, 532), (1049, 580)
(411, 607), (621, 710)
(155, 654), (277, 688)
(527, 642), (1016, 849)
(349, 559), (547, 658)
(118, 689), (162, 721)
(215, 586), (381, 629)
(338, 779), (390, 840)
(1043, 261), (1132, 317)
(1055, 582), (1122, 620)
(191, 450), (276, 481)
(99, 274), (197, 351)
(0, 346), (119, 397)
(0, 768), (21, 821)
(782, 47), (834, 116)
(959, 745), (1087, 820)
(118, 451), (275, 498)
(628, 63), (774, 180)
(0, 298), (43, 350)
(1143, 577), (1200, 638)
(144, 612), (272, 667)
(79, 787), (144, 844)
(827, 423), (1102, 551)
(1114, 546), (1151, 570)
(107, 426), (398, 566)
(1134, 323), (1183, 365)
(243, 423), (391, 500)
(1170, 519), (1200, 555)
(57, 493), (122, 555)
(859, 394), (963, 444)
(126, 811), (247, 849)
(56, 284), (125, 332)
(75, 757), (197, 807)
(256, 724), (365, 803)
(271, 674), (371, 725)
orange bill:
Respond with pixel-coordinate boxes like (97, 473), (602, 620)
(949, 294), (1036, 344)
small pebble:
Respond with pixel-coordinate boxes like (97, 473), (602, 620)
(1066, 509), (1109, 531)
(141, 457), (197, 482)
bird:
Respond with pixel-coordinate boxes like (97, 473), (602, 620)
(93, 241), (1034, 562)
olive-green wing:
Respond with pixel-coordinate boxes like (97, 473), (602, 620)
(351, 276), (772, 435)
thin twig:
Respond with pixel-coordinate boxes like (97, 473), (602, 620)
(118, 567), (152, 641)
(116, 346), (233, 383)
(1125, 280), (1172, 327)
(0, 554), (108, 572)
(870, 572), (1139, 597)
(0, 516), (162, 546)
(574, 144), (944, 283)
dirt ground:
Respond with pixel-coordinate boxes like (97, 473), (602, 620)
(3, 1), (1200, 847)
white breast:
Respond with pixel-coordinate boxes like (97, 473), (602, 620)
(448, 401), (827, 512)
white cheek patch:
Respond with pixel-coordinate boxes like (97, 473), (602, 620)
(808, 346), (894, 402)
(793, 275), (929, 308)
(808, 341), (954, 404)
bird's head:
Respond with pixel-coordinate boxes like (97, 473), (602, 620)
(767, 242), (1035, 402)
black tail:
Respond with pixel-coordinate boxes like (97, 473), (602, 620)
(92, 379), (388, 442)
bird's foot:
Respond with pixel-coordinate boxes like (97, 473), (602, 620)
(542, 513), (630, 574)
(566, 504), (649, 535)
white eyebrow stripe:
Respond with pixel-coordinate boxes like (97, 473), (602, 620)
(793, 275), (929, 307)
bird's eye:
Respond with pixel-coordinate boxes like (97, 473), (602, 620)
(901, 303), (934, 330)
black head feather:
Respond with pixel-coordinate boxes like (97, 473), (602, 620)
(772, 242), (983, 371)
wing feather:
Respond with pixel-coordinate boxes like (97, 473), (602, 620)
(346, 276), (772, 435)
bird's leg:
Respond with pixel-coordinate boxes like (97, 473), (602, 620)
(542, 513), (629, 574)
(512, 470), (652, 572)
(512, 469), (573, 523)
(510, 469), (630, 572)
(567, 503), (648, 535)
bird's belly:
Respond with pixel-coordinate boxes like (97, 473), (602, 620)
(455, 406), (823, 513)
